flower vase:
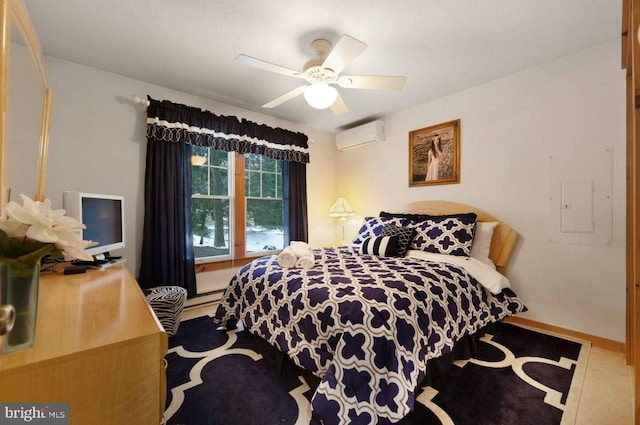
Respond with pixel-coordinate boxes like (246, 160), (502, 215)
(2, 262), (38, 353)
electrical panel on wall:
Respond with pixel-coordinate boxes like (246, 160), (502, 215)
(546, 147), (612, 246)
(560, 179), (594, 234)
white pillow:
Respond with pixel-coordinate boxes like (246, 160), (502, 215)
(470, 222), (498, 268)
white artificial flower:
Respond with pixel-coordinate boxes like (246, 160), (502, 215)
(4, 195), (58, 243)
(0, 218), (28, 238)
(52, 217), (97, 261)
(1, 195), (96, 261)
(57, 239), (95, 261)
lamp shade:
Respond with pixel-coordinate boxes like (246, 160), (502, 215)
(304, 84), (338, 109)
(329, 197), (355, 218)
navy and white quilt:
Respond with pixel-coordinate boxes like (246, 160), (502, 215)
(214, 246), (526, 425)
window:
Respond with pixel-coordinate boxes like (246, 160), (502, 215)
(191, 147), (231, 260)
(191, 148), (284, 263)
(245, 153), (284, 254)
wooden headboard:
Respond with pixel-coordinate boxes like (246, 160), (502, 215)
(404, 200), (518, 274)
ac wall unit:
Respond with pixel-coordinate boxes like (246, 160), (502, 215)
(336, 120), (384, 151)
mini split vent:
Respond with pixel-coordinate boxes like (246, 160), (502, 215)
(336, 120), (385, 151)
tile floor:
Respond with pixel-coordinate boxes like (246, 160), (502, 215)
(574, 346), (634, 424)
(180, 304), (635, 424)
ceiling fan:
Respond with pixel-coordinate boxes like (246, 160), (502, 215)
(236, 34), (407, 115)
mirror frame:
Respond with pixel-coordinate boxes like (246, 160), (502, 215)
(0, 0), (51, 212)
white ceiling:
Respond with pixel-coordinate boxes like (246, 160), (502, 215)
(23, 0), (621, 132)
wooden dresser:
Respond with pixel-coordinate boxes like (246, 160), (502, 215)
(0, 265), (168, 424)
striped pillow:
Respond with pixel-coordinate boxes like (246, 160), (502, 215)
(359, 236), (400, 257)
(381, 224), (414, 257)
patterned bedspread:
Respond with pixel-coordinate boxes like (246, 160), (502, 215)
(214, 246), (526, 425)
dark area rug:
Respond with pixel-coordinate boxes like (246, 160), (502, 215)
(164, 315), (589, 425)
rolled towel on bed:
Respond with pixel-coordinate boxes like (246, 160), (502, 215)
(295, 253), (315, 269)
(277, 246), (297, 268)
(289, 241), (313, 257)
(287, 241), (316, 269)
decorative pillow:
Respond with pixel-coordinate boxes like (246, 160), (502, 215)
(410, 215), (477, 257)
(381, 224), (414, 257)
(470, 221), (498, 268)
(352, 216), (408, 245)
(359, 236), (400, 257)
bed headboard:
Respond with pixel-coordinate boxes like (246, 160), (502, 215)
(404, 200), (518, 274)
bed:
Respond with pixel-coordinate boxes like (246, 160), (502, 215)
(214, 201), (526, 425)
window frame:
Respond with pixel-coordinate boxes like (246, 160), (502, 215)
(192, 149), (233, 264)
(193, 151), (285, 272)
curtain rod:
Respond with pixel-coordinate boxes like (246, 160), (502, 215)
(133, 95), (150, 107)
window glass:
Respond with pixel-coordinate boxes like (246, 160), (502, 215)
(191, 149), (231, 260)
(245, 170), (261, 197)
(210, 168), (228, 196)
(245, 153), (261, 171)
(191, 166), (208, 195)
(246, 198), (284, 253)
(262, 172), (276, 198)
(262, 156), (277, 172)
(192, 197), (230, 258)
(210, 149), (228, 167)
(245, 153), (284, 254)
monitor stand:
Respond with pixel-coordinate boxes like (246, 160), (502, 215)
(73, 253), (126, 270)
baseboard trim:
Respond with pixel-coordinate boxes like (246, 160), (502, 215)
(185, 292), (223, 309)
(505, 316), (625, 353)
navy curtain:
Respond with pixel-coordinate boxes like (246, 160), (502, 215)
(139, 138), (197, 297)
(139, 97), (309, 297)
(145, 97), (310, 163)
(283, 160), (308, 243)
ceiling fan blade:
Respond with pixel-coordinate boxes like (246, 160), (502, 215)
(338, 75), (407, 91)
(236, 54), (304, 79)
(321, 34), (367, 75)
(262, 86), (307, 108)
(330, 92), (349, 116)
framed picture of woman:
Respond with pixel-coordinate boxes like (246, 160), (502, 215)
(408, 119), (460, 186)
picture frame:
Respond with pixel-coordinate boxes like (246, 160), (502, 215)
(408, 119), (460, 186)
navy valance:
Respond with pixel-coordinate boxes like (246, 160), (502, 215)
(146, 97), (310, 164)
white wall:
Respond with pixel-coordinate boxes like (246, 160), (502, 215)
(336, 40), (626, 341)
(20, 54), (336, 284)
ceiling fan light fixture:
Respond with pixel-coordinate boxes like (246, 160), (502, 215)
(304, 84), (338, 109)
(237, 34), (405, 115)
